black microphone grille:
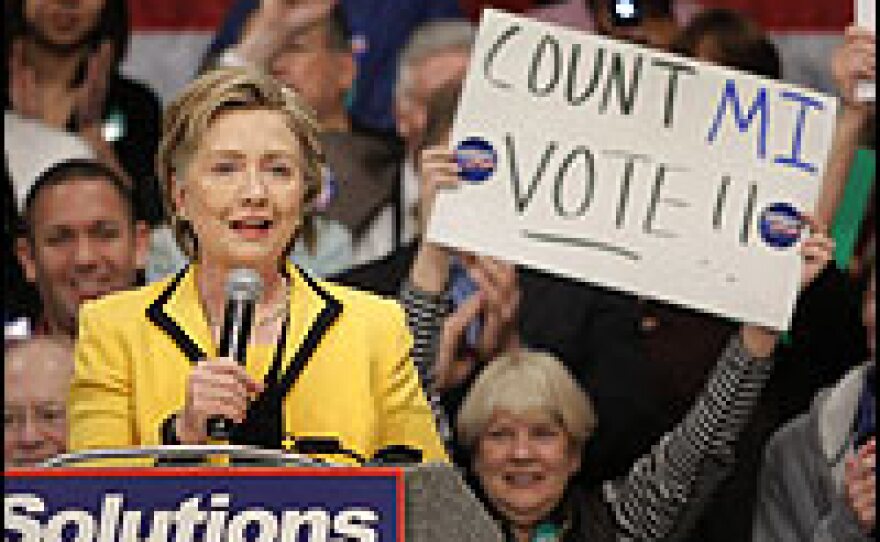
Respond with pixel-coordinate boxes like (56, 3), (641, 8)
(225, 268), (263, 301)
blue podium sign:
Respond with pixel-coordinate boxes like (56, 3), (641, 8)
(5, 467), (404, 542)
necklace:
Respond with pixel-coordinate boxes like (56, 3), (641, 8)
(209, 296), (289, 326)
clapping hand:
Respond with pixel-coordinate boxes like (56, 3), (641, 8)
(74, 41), (114, 131)
(433, 256), (520, 393)
(845, 437), (876, 534)
(9, 39), (43, 121)
(10, 38), (114, 129)
(409, 144), (462, 293)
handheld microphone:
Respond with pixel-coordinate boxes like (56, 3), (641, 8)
(207, 268), (263, 440)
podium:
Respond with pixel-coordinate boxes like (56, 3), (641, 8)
(5, 446), (503, 542)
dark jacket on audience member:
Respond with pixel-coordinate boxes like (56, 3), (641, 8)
(2, 168), (38, 321)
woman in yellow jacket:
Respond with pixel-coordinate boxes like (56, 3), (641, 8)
(68, 67), (447, 464)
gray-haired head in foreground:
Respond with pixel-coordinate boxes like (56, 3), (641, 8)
(456, 348), (597, 451)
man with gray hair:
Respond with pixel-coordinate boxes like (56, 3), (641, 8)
(394, 19), (476, 153)
(4, 336), (74, 468)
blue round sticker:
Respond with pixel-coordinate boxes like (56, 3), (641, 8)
(759, 203), (804, 249)
(455, 137), (497, 183)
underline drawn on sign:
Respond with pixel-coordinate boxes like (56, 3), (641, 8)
(521, 229), (642, 261)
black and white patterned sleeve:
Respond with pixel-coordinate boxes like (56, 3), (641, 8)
(603, 333), (776, 541)
(399, 280), (454, 446)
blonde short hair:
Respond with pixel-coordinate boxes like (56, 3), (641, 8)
(157, 67), (324, 260)
(457, 349), (597, 450)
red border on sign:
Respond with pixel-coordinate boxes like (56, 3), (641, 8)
(397, 468), (406, 542)
(5, 466), (406, 541)
(4, 466), (399, 477)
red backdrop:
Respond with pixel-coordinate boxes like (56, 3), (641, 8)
(129, 0), (238, 30)
(457, 0), (854, 31)
(129, 0), (854, 32)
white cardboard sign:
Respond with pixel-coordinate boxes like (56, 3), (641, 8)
(428, 9), (839, 330)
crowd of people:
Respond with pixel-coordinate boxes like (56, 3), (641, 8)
(3, 1), (875, 541)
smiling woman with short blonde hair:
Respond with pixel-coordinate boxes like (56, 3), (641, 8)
(457, 348), (597, 452)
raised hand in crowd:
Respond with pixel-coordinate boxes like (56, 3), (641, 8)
(74, 41), (115, 129)
(416, 146), (461, 235)
(409, 145), (461, 293)
(433, 255), (520, 393)
(818, 26), (876, 227)
(232, 0), (338, 66)
(845, 437), (876, 534)
(73, 42), (131, 182)
(832, 26), (876, 114)
(9, 39), (43, 122)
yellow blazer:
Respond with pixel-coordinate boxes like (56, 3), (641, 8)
(69, 263), (448, 464)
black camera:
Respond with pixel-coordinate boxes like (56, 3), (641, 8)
(609, 0), (643, 27)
